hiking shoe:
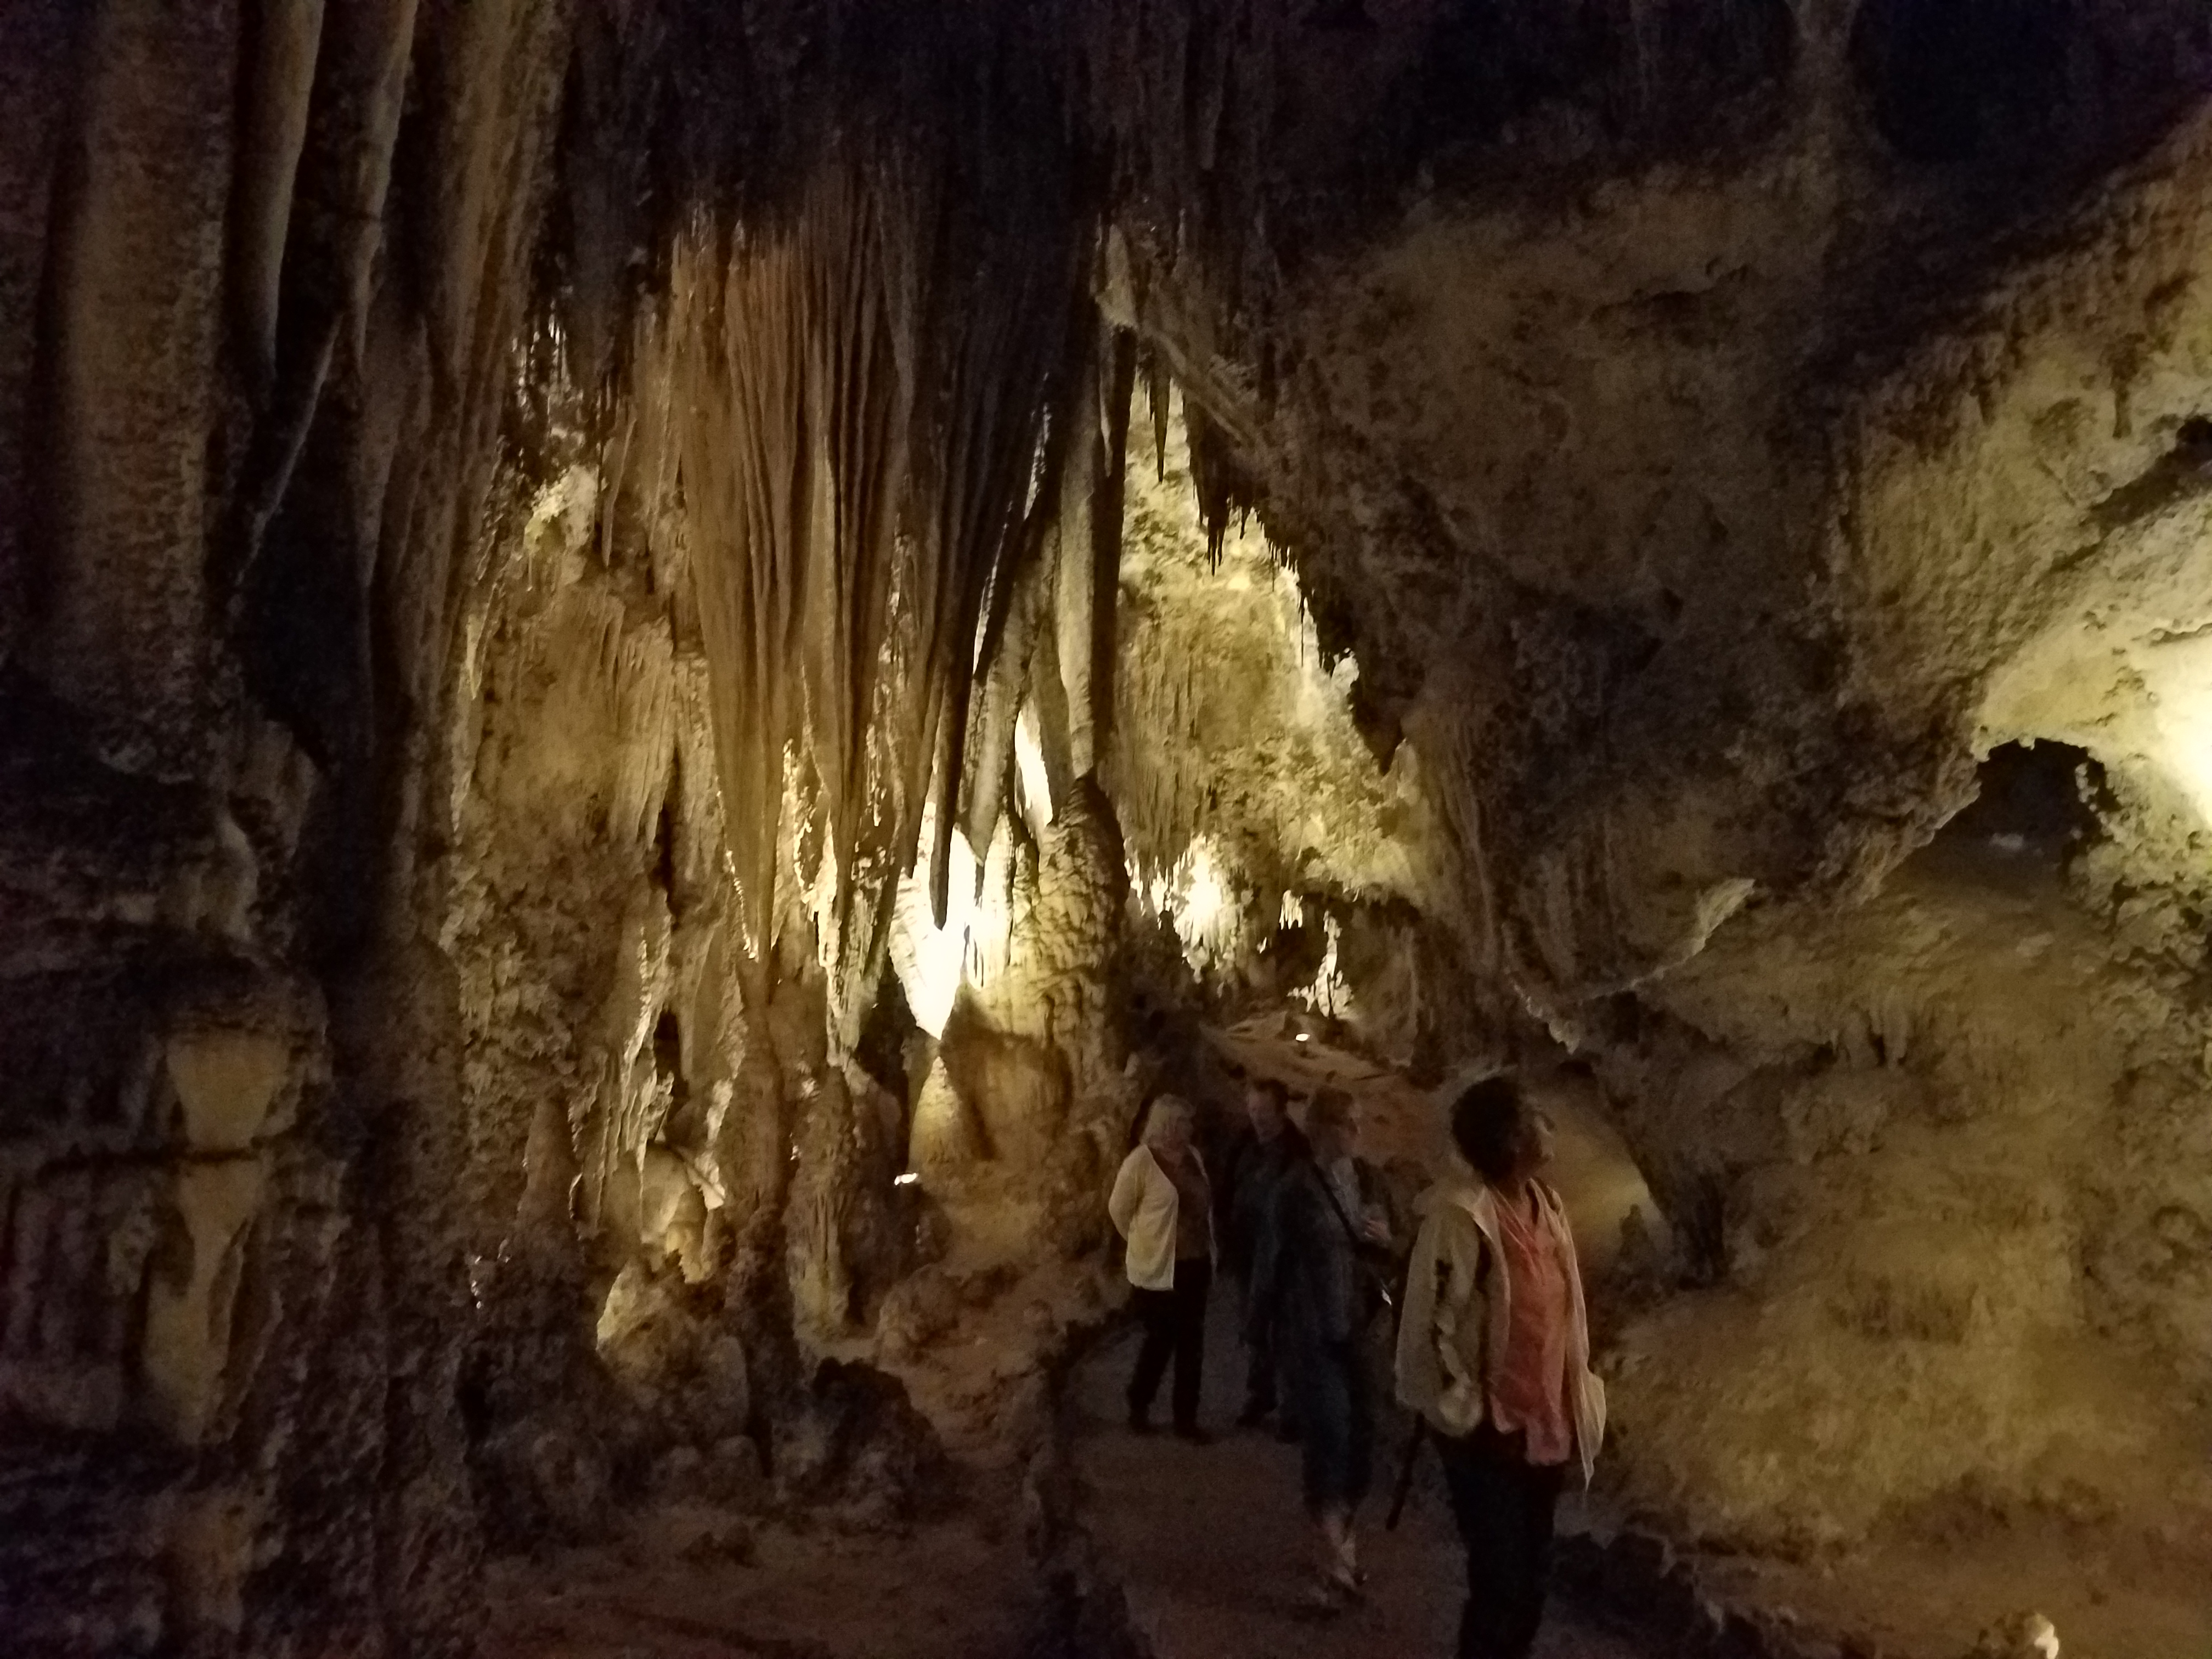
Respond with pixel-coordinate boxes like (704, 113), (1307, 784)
(1172, 1424), (1214, 1446)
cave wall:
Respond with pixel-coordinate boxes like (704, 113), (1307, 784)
(1629, 860), (2212, 1497)
(1092, 5), (2212, 1644)
(437, 409), (758, 1536)
(5, 0), (2211, 1652)
(1104, 383), (1436, 1047)
(1593, 833), (2212, 1652)
(0, 2), (576, 1650)
(1126, 1), (2212, 1014)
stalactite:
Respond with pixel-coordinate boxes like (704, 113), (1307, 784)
(232, 0), (325, 398)
(1057, 327), (1139, 780)
(959, 484), (1064, 878)
(517, 0), (1330, 1005)
(908, 194), (1083, 928)
(1141, 347), (1175, 482)
(216, 0), (421, 607)
(1184, 396), (1262, 569)
(636, 139), (1080, 991)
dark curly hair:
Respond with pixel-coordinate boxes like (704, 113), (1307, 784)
(1449, 1074), (1526, 1184)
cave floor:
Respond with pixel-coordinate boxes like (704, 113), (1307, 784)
(1070, 1308), (1650, 1659)
(478, 1500), (1032, 1659)
(475, 1020), (2208, 1659)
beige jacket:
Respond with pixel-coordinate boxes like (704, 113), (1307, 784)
(1108, 1145), (1212, 1291)
(1392, 1176), (1607, 1487)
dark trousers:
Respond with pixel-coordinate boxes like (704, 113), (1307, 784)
(1437, 1424), (1567, 1659)
(1127, 1258), (1211, 1429)
(1285, 1336), (1373, 1511)
(1233, 1268), (1278, 1414)
(1244, 1324), (1278, 1413)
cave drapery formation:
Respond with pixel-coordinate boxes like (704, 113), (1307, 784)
(4, 1), (2212, 1655)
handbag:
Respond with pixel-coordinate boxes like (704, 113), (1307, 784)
(1312, 1160), (1401, 1328)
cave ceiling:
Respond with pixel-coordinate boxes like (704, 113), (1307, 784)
(9, 0), (2212, 1010)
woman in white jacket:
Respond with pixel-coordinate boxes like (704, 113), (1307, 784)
(1395, 1074), (1606, 1659)
(1108, 1095), (1215, 1441)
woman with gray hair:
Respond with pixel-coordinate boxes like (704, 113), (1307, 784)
(1108, 1094), (1216, 1441)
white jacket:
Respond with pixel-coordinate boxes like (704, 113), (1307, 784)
(1108, 1145), (1211, 1291)
(1393, 1176), (1607, 1487)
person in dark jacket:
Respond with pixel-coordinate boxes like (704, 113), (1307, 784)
(1250, 1086), (1396, 1612)
(1221, 1075), (1304, 1429)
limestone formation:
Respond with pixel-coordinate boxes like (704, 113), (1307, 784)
(1, 3), (2208, 1655)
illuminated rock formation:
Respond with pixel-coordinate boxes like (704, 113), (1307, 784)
(1, 3), (2208, 1654)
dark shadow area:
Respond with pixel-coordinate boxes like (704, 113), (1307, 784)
(1914, 738), (2109, 893)
(1943, 740), (2105, 859)
(1850, 0), (2212, 173)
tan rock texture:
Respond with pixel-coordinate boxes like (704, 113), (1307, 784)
(4, 2), (2212, 1655)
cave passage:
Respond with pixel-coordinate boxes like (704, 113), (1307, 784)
(2, 4), (2210, 1658)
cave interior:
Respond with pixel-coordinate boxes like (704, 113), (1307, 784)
(2, 2), (2210, 1656)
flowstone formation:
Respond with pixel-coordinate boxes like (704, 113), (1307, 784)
(2, 2), (2211, 1656)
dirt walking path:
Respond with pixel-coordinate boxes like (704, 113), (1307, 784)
(479, 1499), (1032, 1659)
(1071, 1293), (1649, 1659)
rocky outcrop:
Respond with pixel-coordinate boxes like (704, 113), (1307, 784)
(5, 1), (2211, 1653)
(1598, 834), (2210, 1645)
